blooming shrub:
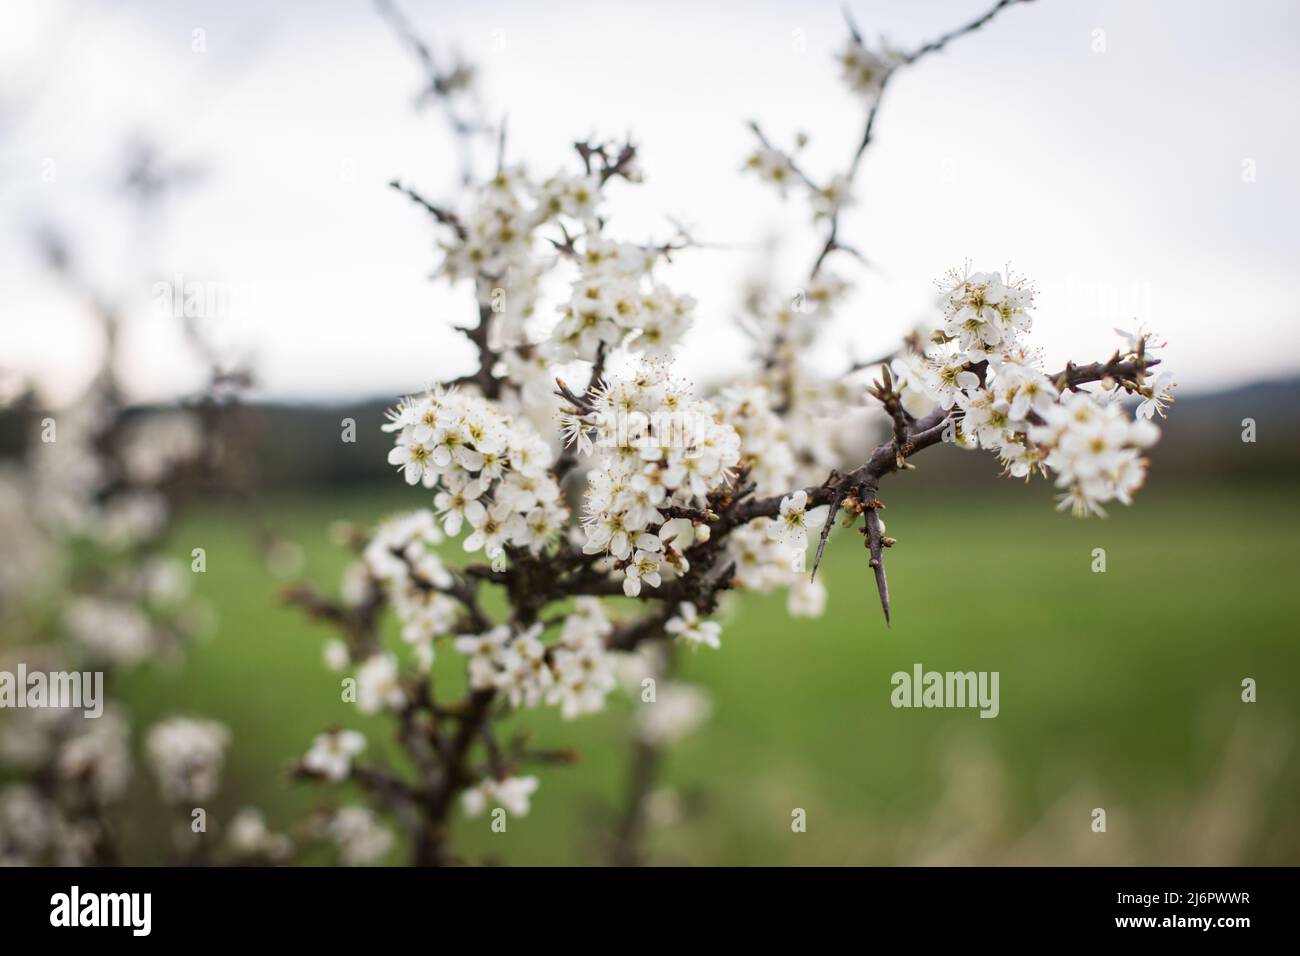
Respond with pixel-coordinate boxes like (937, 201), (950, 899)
(0, 0), (1179, 869)
(0, 285), (258, 864)
(282, 0), (1176, 866)
(0, 190), (280, 864)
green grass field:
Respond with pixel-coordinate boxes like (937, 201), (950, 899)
(116, 477), (1300, 865)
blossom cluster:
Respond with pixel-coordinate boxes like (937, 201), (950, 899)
(456, 597), (619, 719)
(729, 273), (869, 487)
(461, 774), (539, 818)
(433, 159), (697, 379)
(1029, 393), (1160, 517)
(0, 368), (247, 865)
(888, 267), (1173, 517)
(0, 704), (134, 827)
(30, 401), (203, 551)
(550, 239), (696, 362)
(384, 385), (566, 561)
(437, 166), (600, 349)
(714, 384), (798, 494)
(568, 362), (741, 597)
(325, 806), (394, 866)
(714, 514), (827, 618)
(144, 717), (231, 805)
(749, 273), (852, 355)
(357, 509), (460, 670)
(225, 807), (293, 863)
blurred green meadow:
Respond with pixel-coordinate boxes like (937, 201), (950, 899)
(116, 474), (1300, 865)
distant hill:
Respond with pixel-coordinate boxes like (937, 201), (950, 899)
(3, 378), (1296, 491)
(1150, 377), (1300, 479)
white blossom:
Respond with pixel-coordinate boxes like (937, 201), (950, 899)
(461, 775), (539, 818)
(767, 490), (830, 552)
(303, 729), (366, 781)
(327, 807), (394, 866)
(664, 602), (722, 650)
(638, 683), (711, 745)
(1028, 391), (1160, 517)
(145, 717), (230, 804)
(323, 639), (351, 672)
(1137, 370), (1177, 420)
(577, 362), (740, 598)
(837, 36), (899, 101)
(226, 808), (292, 861)
(355, 654), (406, 714)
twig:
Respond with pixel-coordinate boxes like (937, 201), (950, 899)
(820, 0), (1035, 276)
(862, 490), (890, 625)
(388, 179), (468, 240)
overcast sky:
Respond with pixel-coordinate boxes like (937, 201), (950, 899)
(2, 0), (1298, 404)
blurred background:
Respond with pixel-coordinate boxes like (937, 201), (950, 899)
(1, 0), (1298, 864)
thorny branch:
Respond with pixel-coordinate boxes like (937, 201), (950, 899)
(748, 0), (1035, 388)
(280, 0), (1169, 868)
(374, 0), (488, 182)
(388, 178), (467, 240)
(331, 333), (1150, 858)
(724, 355), (1159, 622)
(818, 0), (1036, 276)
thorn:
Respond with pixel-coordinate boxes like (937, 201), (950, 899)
(863, 502), (891, 626)
(809, 486), (847, 582)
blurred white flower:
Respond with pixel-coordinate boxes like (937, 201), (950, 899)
(145, 717), (230, 804)
(302, 729), (366, 782)
(664, 603), (722, 650)
(461, 775), (539, 818)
